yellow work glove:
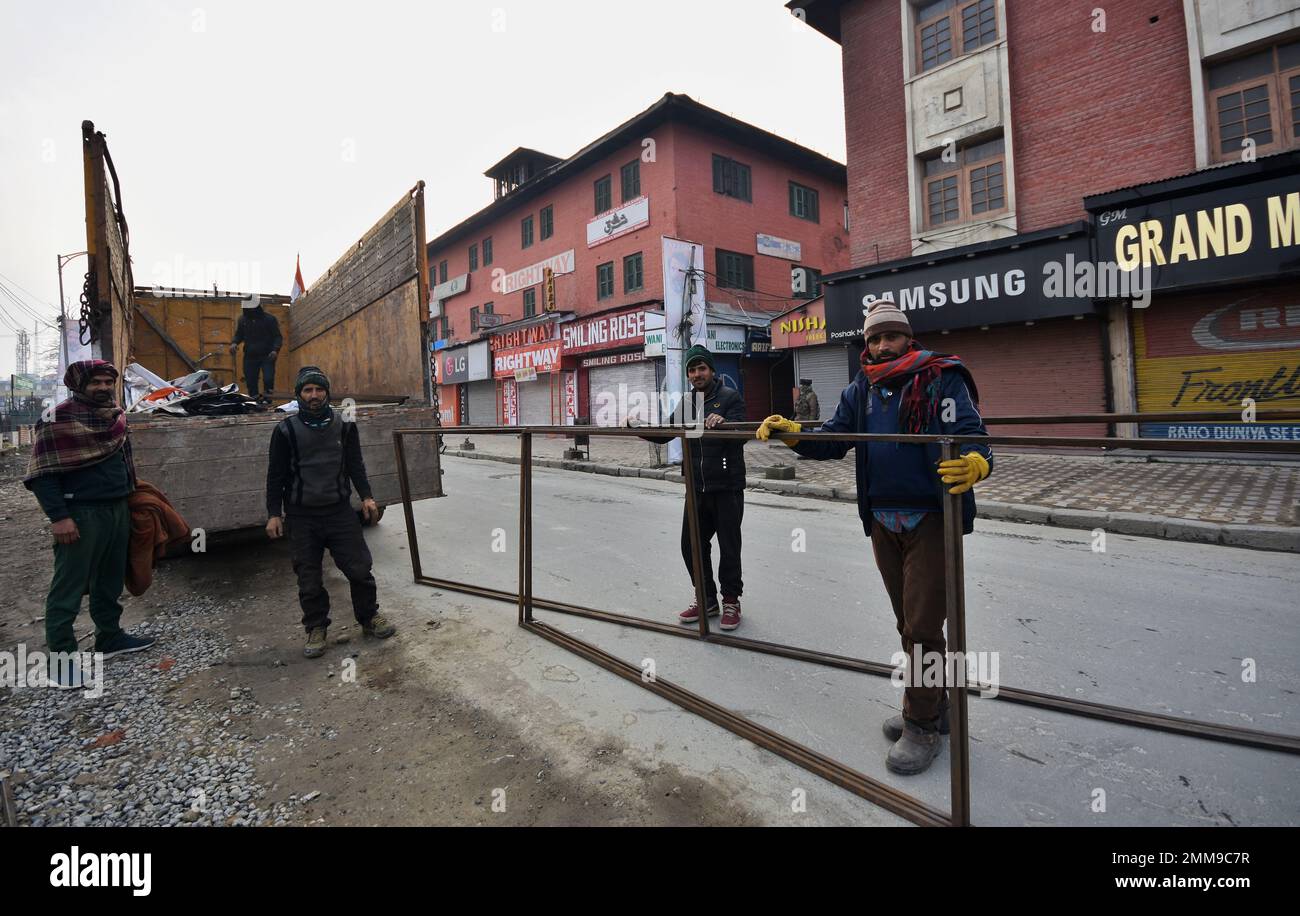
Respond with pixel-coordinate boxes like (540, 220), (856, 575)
(936, 452), (990, 495)
(756, 414), (801, 446)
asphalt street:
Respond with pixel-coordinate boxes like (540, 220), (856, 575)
(391, 455), (1300, 826)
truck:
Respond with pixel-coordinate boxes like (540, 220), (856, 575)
(77, 120), (443, 534)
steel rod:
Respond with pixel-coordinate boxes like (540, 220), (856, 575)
(940, 440), (972, 827)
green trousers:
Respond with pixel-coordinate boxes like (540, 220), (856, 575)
(45, 500), (129, 654)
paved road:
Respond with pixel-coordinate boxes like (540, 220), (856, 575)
(451, 432), (1300, 525)
(389, 456), (1300, 826)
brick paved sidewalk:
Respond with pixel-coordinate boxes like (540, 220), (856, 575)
(446, 431), (1300, 528)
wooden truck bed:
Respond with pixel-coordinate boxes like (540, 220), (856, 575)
(127, 405), (442, 533)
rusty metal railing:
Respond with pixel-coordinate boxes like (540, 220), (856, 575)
(393, 412), (1300, 827)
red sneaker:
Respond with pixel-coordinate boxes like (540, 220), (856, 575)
(678, 598), (719, 625)
(720, 598), (741, 631)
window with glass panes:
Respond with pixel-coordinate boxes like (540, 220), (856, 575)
(623, 252), (643, 292)
(923, 136), (1006, 228)
(439, 260), (448, 284)
(523, 287), (536, 317)
(594, 175), (612, 214)
(716, 250), (754, 290)
(468, 243), (478, 271)
(1208, 40), (1300, 162)
(521, 215), (534, 249)
(789, 181), (820, 222)
(540, 205), (553, 240)
(597, 261), (615, 299)
(916, 0), (998, 73)
(621, 160), (640, 201)
(470, 306), (480, 330)
(483, 237), (493, 266)
(712, 155), (752, 201)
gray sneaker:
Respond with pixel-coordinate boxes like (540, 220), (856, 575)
(304, 627), (328, 658)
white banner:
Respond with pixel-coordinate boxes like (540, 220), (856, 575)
(498, 250), (575, 295)
(587, 196), (650, 248)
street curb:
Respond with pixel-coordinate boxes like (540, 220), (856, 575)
(441, 450), (1300, 552)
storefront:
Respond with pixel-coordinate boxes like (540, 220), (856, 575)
(770, 297), (854, 422)
(434, 340), (491, 427)
(492, 315), (567, 427)
(1087, 152), (1300, 441)
(562, 306), (654, 427)
(821, 225), (1106, 436)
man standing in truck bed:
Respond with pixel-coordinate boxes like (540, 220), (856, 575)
(229, 300), (282, 403)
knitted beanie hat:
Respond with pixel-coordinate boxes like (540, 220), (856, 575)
(862, 299), (912, 340)
(684, 344), (715, 371)
(295, 365), (330, 397)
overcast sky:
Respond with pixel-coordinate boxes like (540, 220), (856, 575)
(0, 0), (844, 381)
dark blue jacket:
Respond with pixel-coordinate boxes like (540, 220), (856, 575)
(791, 366), (992, 536)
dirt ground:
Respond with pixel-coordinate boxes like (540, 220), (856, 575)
(0, 447), (757, 826)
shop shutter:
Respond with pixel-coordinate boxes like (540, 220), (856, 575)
(795, 344), (854, 423)
(517, 376), (553, 427)
(588, 360), (658, 426)
(933, 316), (1107, 438)
(467, 379), (498, 427)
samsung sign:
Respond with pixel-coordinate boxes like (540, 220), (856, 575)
(824, 234), (1094, 338)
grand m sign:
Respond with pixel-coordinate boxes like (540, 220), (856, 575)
(1088, 157), (1300, 292)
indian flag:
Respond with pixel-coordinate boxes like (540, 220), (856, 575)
(290, 254), (307, 303)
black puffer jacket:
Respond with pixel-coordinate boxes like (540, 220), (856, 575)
(643, 378), (747, 491)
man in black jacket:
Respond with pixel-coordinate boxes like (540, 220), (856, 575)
(230, 302), (283, 403)
(266, 366), (395, 658)
(638, 345), (748, 630)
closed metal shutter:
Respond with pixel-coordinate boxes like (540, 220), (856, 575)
(1131, 285), (1300, 441)
(467, 379), (497, 427)
(589, 359), (658, 426)
(713, 355), (742, 398)
(794, 344), (852, 423)
(935, 316), (1107, 438)
(517, 376), (553, 427)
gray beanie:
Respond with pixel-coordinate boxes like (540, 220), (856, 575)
(862, 299), (912, 339)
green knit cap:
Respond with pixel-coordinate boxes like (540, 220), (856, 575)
(295, 365), (330, 397)
(684, 344), (714, 371)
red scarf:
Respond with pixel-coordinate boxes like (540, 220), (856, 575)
(861, 343), (965, 434)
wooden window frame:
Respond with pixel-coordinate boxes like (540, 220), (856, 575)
(621, 159), (641, 202)
(623, 252), (643, 292)
(1207, 44), (1300, 163)
(789, 181), (820, 223)
(915, 0), (998, 74)
(712, 154), (753, 202)
(715, 249), (755, 291)
(468, 243), (478, 272)
(520, 215), (534, 249)
(596, 261), (615, 300)
(540, 205), (553, 240)
(921, 145), (1007, 230)
(594, 175), (612, 215)
(483, 237), (493, 266)
(470, 306), (480, 331)
(438, 260), (448, 284)
(523, 287), (536, 317)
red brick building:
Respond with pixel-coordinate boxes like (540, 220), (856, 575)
(427, 93), (850, 427)
(788, 0), (1300, 441)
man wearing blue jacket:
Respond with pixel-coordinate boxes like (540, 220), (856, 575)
(757, 300), (991, 775)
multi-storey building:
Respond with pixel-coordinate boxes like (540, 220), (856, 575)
(787, 0), (1300, 441)
(426, 93), (850, 427)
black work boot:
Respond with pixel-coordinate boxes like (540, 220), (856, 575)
(882, 702), (950, 743)
(886, 719), (944, 775)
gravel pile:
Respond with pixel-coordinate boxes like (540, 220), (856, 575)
(0, 594), (308, 827)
